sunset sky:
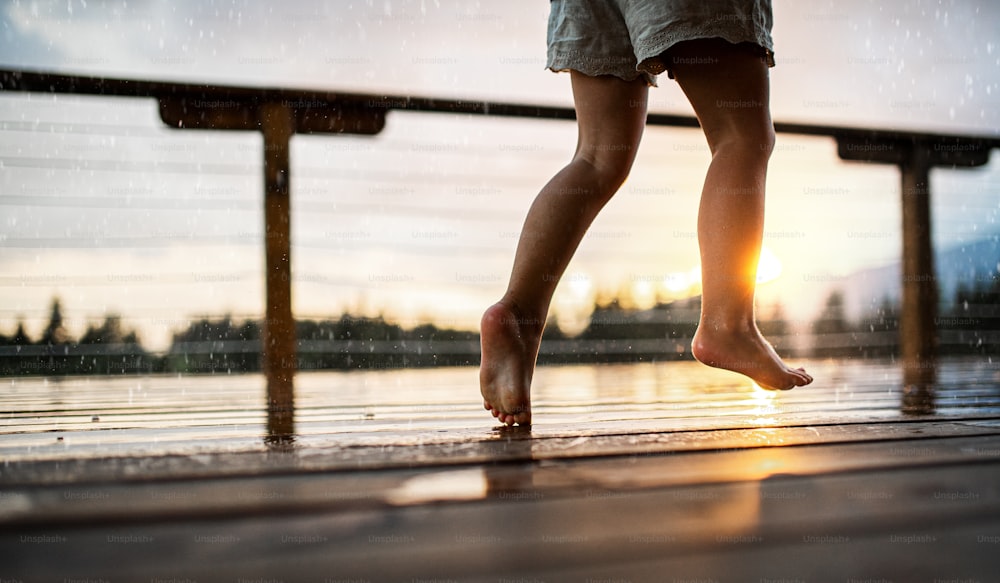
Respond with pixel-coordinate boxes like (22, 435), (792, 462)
(1, 0), (998, 351)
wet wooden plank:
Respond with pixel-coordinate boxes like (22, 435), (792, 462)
(3, 445), (999, 582)
(534, 522), (1000, 583)
(2, 433), (1000, 529)
(3, 419), (1000, 487)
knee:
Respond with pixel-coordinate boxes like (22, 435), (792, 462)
(755, 124), (776, 158)
(708, 121), (775, 160)
(593, 157), (634, 194)
(575, 147), (636, 197)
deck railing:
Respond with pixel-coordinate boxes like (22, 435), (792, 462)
(3, 68), (999, 436)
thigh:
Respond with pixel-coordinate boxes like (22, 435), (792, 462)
(569, 70), (649, 173)
(669, 39), (773, 149)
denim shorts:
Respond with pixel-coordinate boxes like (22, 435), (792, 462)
(546, 0), (775, 86)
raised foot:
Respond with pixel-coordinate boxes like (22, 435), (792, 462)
(691, 325), (813, 391)
(479, 300), (542, 426)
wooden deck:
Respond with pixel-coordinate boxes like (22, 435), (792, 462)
(2, 357), (1000, 581)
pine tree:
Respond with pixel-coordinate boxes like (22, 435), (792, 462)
(12, 321), (30, 345)
(40, 298), (69, 346)
(812, 291), (850, 336)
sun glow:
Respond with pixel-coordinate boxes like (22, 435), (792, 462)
(756, 246), (783, 284)
(748, 380), (780, 426)
(632, 278), (656, 307)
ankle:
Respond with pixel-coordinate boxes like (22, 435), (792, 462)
(497, 297), (546, 338)
(697, 315), (756, 336)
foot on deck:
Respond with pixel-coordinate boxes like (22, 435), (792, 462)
(479, 300), (541, 426)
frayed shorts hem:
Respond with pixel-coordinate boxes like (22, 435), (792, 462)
(546, 0), (775, 87)
(547, 36), (773, 87)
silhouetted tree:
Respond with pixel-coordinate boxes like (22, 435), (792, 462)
(851, 296), (900, 358)
(0, 320), (31, 346)
(812, 291), (850, 336)
(941, 266), (1000, 355)
(758, 301), (789, 337)
(40, 298), (69, 346)
(810, 290), (857, 358)
(541, 315), (566, 341)
(14, 321), (30, 345)
(80, 314), (125, 345)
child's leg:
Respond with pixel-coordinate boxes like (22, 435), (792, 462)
(670, 39), (813, 390)
(480, 72), (649, 425)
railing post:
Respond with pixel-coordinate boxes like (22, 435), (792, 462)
(834, 132), (994, 411)
(260, 102), (296, 439)
(899, 142), (937, 390)
(152, 87), (384, 443)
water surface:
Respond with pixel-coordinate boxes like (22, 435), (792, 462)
(2, 358), (999, 462)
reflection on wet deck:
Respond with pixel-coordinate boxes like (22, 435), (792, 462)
(4, 358), (1000, 458)
(2, 358), (1000, 581)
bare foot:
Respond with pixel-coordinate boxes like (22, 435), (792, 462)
(692, 322), (813, 390)
(479, 300), (542, 426)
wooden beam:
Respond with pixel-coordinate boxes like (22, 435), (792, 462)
(899, 143), (938, 391)
(259, 102), (296, 441)
(837, 134), (992, 167)
(292, 101), (386, 135)
(836, 134), (909, 165)
(158, 96), (258, 130)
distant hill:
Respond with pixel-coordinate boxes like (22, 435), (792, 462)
(836, 232), (1000, 319)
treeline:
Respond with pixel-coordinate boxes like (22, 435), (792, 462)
(811, 269), (1000, 358)
(164, 313), (482, 373)
(537, 295), (792, 364)
(2, 268), (997, 377)
(0, 295), (768, 375)
(0, 301), (154, 376)
(0, 302), (480, 376)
